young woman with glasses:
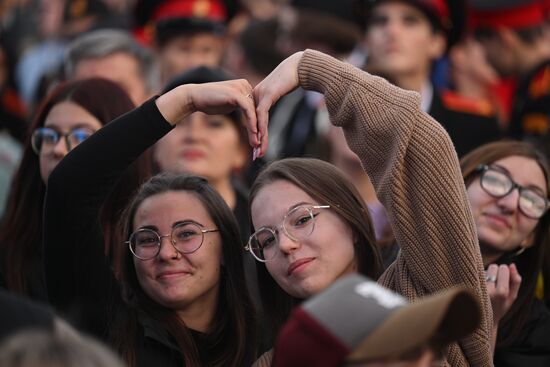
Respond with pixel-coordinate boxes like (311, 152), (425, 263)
(460, 141), (550, 366)
(43, 79), (259, 366)
(0, 78), (148, 300)
(247, 50), (492, 367)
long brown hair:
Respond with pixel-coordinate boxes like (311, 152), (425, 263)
(113, 173), (257, 367)
(248, 158), (383, 344)
(460, 140), (550, 347)
(0, 78), (150, 296)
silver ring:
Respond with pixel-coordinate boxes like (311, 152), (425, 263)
(485, 275), (497, 282)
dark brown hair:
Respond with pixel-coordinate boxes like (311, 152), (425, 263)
(460, 140), (550, 347)
(113, 173), (256, 367)
(249, 158), (383, 344)
(0, 78), (150, 296)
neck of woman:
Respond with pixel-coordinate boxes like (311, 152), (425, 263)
(176, 291), (219, 333)
(210, 177), (236, 210)
(391, 69), (429, 94)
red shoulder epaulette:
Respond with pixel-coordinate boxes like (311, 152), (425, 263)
(440, 90), (495, 117)
(528, 65), (550, 99)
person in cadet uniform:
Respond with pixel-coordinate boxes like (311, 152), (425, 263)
(133, 0), (228, 85)
(363, 0), (502, 157)
(470, 0), (550, 156)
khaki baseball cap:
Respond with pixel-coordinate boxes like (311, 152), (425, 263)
(273, 274), (481, 366)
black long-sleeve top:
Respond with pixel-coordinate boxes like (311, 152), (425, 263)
(43, 99), (219, 366)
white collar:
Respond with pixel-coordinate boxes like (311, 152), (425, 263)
(420, 82), (433, 113)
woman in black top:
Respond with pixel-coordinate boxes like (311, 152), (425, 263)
(43, 79), (258, 366)
(461, 141), (550, 366)
(0, 78), (148, 300)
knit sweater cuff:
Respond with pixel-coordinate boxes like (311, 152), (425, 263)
(298, 49), (342, 95)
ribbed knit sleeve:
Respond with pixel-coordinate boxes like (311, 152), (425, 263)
(298, 50), (492, 367)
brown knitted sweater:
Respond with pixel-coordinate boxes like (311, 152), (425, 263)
(254, 50), (493, 367)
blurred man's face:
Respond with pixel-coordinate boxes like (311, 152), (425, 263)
(73, 52), (149, 105)
(158, 33), (225, 83)
(476, 33), (517, 77)
(364, 2), (445, 79)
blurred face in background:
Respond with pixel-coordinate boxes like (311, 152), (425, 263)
(153, 112), (246, 185)
(364, 2), (445, 79)
(38, 101), (102, 183)
(475, 32), (517, 78)
(448, 37), (499, 96)
(72, 52), (149, 105)
(38, 0), (64, 37)
(158, 33), (225, 83)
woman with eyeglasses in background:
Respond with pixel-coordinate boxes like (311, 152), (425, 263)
(247, 50), (492, 367)
(0, 78), (149, 300)
(42, 79), (258, 366)
(460, 141), (550, 366)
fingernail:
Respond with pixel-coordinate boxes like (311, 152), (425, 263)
(253, 147), (259, 161)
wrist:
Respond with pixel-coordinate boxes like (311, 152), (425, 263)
(155, 84), (194, 126)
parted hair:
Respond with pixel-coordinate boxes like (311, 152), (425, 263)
(113, 173), (257, 367)
(248, 158), (383, 345)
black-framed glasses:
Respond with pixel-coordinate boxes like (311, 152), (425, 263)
(126, 222), (220, 261)
(31, 127), (96, 155)
(476, 165), (550, 219)
(245, 204), (330, 262)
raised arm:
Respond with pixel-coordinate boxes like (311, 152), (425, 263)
(44, 99), (171, 323)
(44, 80), (256, 333)
(255, 50), (492, 367)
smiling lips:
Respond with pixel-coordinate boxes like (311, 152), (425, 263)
(287, 258), (315, 276)
(156, 270), (192, 280)
(484, 213), (511, 229)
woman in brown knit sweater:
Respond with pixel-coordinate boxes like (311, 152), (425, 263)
(247, 50), (492, 366)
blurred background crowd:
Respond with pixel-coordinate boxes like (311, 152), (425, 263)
(1, 0), (550, 366)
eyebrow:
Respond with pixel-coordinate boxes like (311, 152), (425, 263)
(43, 123), (98, 132)
(136, 220), (206, 232)
(287, 201), (313, 212)
(492, 164), (547, 195)
(137, 225), (158, 232)
(173, 220), (205, 228)
(255, 201), (314, 230)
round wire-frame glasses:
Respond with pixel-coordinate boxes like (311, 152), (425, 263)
(245, 204), (330, 262)
(127, 221), (220, 261)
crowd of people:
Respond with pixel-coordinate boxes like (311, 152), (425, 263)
(1, 0), (550, 366)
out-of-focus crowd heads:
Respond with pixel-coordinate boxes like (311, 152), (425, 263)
(1, 1), (550, 367)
